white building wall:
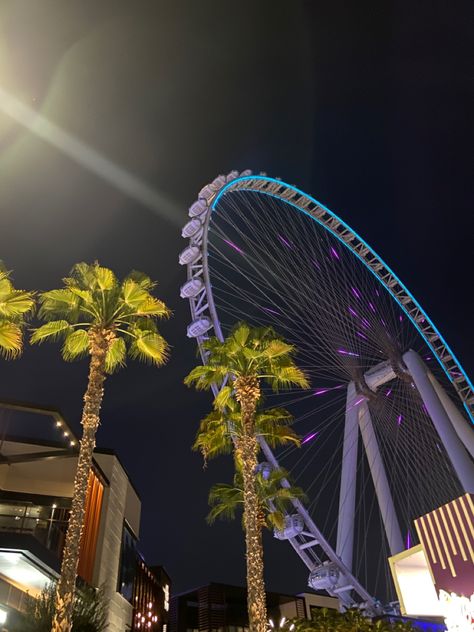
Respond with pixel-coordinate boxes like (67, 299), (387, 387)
(92, 452), (138, 632)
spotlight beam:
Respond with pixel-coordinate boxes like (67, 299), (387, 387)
(0, 85), (180, 226)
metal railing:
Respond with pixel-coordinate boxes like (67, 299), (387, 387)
(0, 500), (68, 558)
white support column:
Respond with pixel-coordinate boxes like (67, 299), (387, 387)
(336, 382), (360, 572)
(358, 401), (404, 556)
(403, 349), (474, 492)
(427, 371), (474, 459)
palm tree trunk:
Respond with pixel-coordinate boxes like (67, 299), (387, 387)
(51, 332), (108, 632)
(240, 433), (268, 632)
(236, 376), (267, 632)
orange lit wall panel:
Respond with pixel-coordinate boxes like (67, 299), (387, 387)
(77, 471), (104, 584)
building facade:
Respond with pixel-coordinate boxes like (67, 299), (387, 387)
(0, 401), (169, 632)
(169, 583), (338, 632)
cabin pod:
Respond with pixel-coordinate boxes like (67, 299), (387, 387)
(188, 199), (208, 218)
(181, 218), (203, 239)
(308, 563), (340, 591)
(187, 317), (212, 338)
(179, 245), (200, 266)
(180, 278), (204, 299)
(273, 514), (304, 540)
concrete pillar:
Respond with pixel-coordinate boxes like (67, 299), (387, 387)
(336, 382), (360, 571)
(427, 371), (474, 459)
(403, 349), (474, 493)
(359, 401), (404, 555)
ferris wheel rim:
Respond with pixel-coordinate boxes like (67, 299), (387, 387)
(180, 171), (472, 612)
(199, 174), (473, 423)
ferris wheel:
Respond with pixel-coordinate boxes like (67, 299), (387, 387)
(179, 171), (474, 614)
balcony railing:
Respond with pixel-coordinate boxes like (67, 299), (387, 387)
(0, 500), (68, 558)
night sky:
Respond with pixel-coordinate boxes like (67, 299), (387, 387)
(0, 1), (472, 596)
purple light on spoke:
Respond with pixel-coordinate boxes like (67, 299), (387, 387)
(337, 349), (359, 357)
(348, 396), (365, 410)
(385, 388), (392, 397)
(397, 414), (403, 426)
(348, 307), (358, 317)
(262, 306), (280, 315)
(278, 234), (292, 248)
(312, 259), (321, 270)
(223, 239), (244, 255)
(399, 314), (403, 322)
(351, 287), (361, 299)
(375, 289), (380, 297)
(314, 384), (344, 396)
(330, 247), (340, 260)
(424, 356), (432, 361)
(381, 319), (387, 327)
(369, 302), (376, 313)
(406, 531), (411, 549)
(302, 432), (318, 445)
(361, 318), (371, 329)
(357, 331), (368, 341)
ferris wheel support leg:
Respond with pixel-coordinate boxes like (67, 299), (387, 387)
(426, 371), (474, 460)
(336, 382), (359, 572)
(403, 350), (474, 493)
(358, 402), (404, 556)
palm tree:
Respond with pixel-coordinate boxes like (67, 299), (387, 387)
(185, 323), (309, 632)
(0, 261), (35, 358)
(31, 262), (170, 632)
(207, 466), (306, 533)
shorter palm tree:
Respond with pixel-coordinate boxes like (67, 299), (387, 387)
(0, 261), (35, 359)
(208, 466), (306, 533)
(186, 324), (308, 632)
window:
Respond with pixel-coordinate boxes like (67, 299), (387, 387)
(117, 523), (137, 602)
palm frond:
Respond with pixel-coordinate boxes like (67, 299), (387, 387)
(135, 296), (170, 317)
(93, 265), (117, 290)
(38, 289), (80, 321)
(232, 322), (251, 347)
(62, 329), (90, 361)
(0, 289), (35, 317)
(214, 385), (234, 411)
(124, 270), (156, 290)
(30, 320), (73, 344)
(184, 364), (229, 389)
(121, 279), (149, 309)
(105, 337), (126, 373)
(207, 483), (243, 524)
(0, 320), (22, 358)
(129, 331), (169, 366)
(264, 339), (295, 358)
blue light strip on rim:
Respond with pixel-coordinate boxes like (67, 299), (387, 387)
(211, 175), (473, 423)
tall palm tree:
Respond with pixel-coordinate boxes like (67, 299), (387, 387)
(31, 262), (170, 632)
(185, 323), (309, 632)
(207, 466), (306, 533)
(0, 261), (35, 358)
